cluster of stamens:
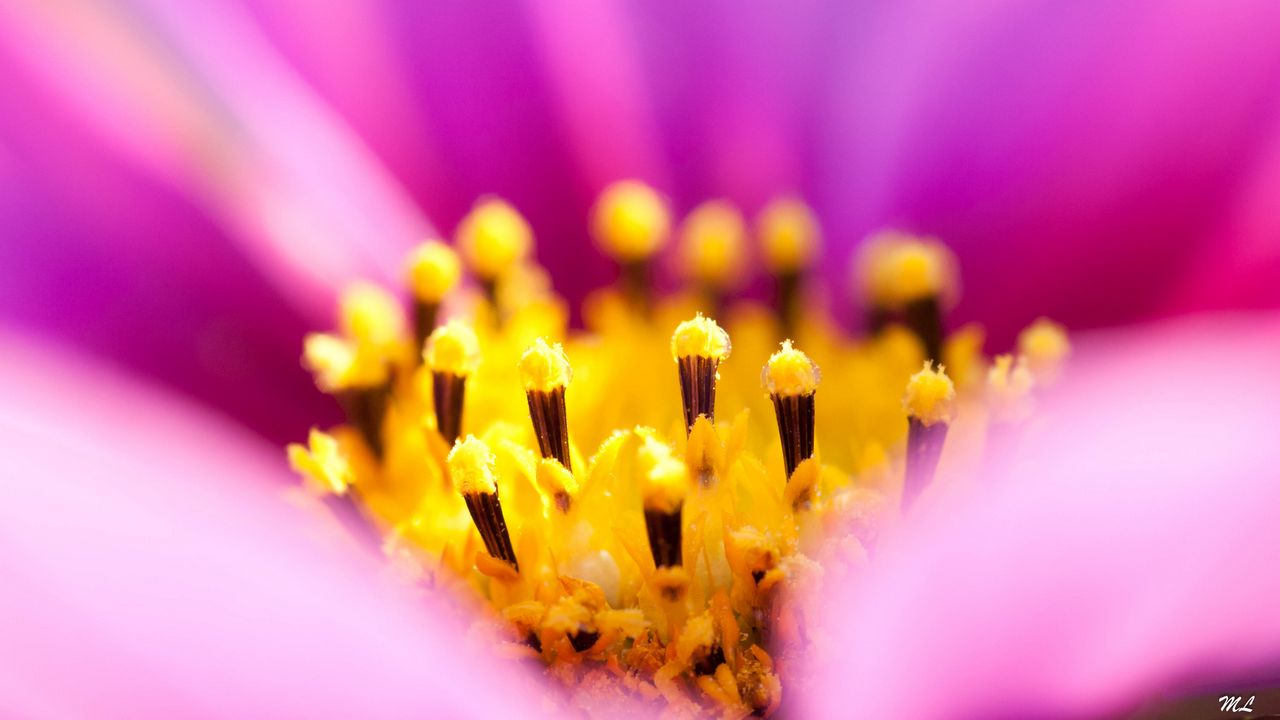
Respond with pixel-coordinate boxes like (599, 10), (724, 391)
(290, 181), (1070, 717)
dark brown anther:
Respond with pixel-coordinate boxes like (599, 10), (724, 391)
(903, 295), (944, 363)
(432, 372), (466, 446)
(526, 387), (572, 471)
(462, 490), (519, 571)
(775, 269), (801, 338)
(902, 417), (948, 509)
(413, 300), (439, 362)
(677, 356), (719, 433)
(622, 259), (652, 316)
(339, 380), (391, 458)
(644, 506), (683, 568)
(771, 393), (815, 479)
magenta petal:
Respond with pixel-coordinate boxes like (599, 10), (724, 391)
(0, 331), (541, 719)
(806, 314), (1280, 718)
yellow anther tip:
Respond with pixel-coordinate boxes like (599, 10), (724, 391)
(860, 231), (957, 306)
(903, 361), (956, 426)
(457, 198), (532, 280)
(302, 332), (385, 390)
(447, 435), (498, 495)
(671, 313), (731, 362)
(987, 354), (1035, 422)
(519, 338), (572, 393)
(637, 435), (690, 512)
(1018, 317), (1071, 372)
(679, 200), (747, 287)
(338, 282), (405, 346)
(592, 180), (671, 262)
(763, 340), (820, 397)
(406, 240), (462, 302)
(757, 197), (820, 274)
(425, 320), (481, 376)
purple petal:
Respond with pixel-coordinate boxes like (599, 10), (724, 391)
(0, 329), (542, 718)
(806, 313), (1280, 718)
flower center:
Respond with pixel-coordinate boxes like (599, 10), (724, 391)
(288, 181), (1069, 717)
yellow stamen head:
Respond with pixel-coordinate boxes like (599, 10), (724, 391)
(457, 198), (532, 280)
(987, 354), (1035, 423)
(679, 200), (747, 289)
(591, 180), (670, 263)
(447, 434), (498, 495)
(671, 313), (731, 362)
(338, 282), (405, 348)
(638, 433), (690, 513)
(287, 428), (353, 495)
(757, 197), (819, 274)
(425, 321), (481, 377)
(1017, 317), (1071, 383)
(302, 332), (386, 391)
(903, 361), (956, 426)
(406, 240), (462, 303)
(859, 230), (958, 307)
(519, 338), (572, 393)
(763, 340), (820, 397)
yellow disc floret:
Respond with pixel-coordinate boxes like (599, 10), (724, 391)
(671, 313), (731, 362)
(447, 434), (498, 495)
(592, 180), (671, 263)
(287, 428), (353, 495)
(903, 361), (956, 426)
(679, 200), (747, 288)
(757, 197), (819, 274)
(763, 340), (820, 397)
(519, 337), (572, 393)
(1017, 317), (1070, 383)
(425, 320), (481, 376)
(406, 240), (462, 303)
(339, 282), (406, 350)
(457, 198), (532, 280)
(637, 432), (690, 513)
(859, 230), (958, 307)
(303, 332), (387, 390)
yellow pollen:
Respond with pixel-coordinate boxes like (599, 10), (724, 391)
(447, 435), (498, 495)
(1017, 317), (1071, 383)
(671, 313), (731, 362)
(859, 230), (957, 307)
(302, 332), (386, 390)
(406, 240), (462, 303)
(425, 321), (481, 376)
(987, 354), (1035, 423)
(679, 200), (747, 288)
(338, 282), (405, 349)
(903, 361), (956, 426)
(287, 428), (353, 495)
(763, 340), (820, 397)
(519, 338), (572, 393)
(757, 197), (819, 274)
(591, 180), (670, 263)
(457, 198), (532, 280)
(637, 432), (690, 513)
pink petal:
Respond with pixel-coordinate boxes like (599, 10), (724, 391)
(0, 329), (542, 718)
(806, 313), (1280, 718)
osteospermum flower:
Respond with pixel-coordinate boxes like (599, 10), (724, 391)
(6, 2), (1280, 719)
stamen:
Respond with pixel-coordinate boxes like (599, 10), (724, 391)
(638, 434), (690, 569)
(1017, 317), (1070, 385)
(425, 321), (480, 446)
(339, 282), (406, 356)
(457, 198), (532, 307)
(302, 333), (391, 457)
(592, 180), (670, 312)
(679, 200), (747, 317)
(757, 197), (820, 332)
(671, 314), (731, 433)
(448, 435), (519, 571)
(763, 341), (820, 479)
(406, 240), (461, 356)
(519, 338), (573, 470)
(986, 354), (1035, 424)
(859, 231), (957, 361)
(901, 361), (956, 508)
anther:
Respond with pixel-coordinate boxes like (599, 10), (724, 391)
(757, 197), (820, 334)
(302, 333), (391, 458)
(901, 361), (956, 508)
(519, 338), (573, 471)
(592, 180), (670, 313)
(679, 200), (747, 318)
(638, 434), (690, 569)
(763, 341), (820, 479)
(986, 354), (1035, 424)
(456, 198), (532, 309)
(448, 435), (519, 571)
(425, 321), (480, 446)
(671, 314), (731, 433)
(1017, 317), (1070, 386)
(858, 231), (957, 362)
(406, 240), (461, 356)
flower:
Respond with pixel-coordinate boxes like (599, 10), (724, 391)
(3, 2), (1280, 718)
